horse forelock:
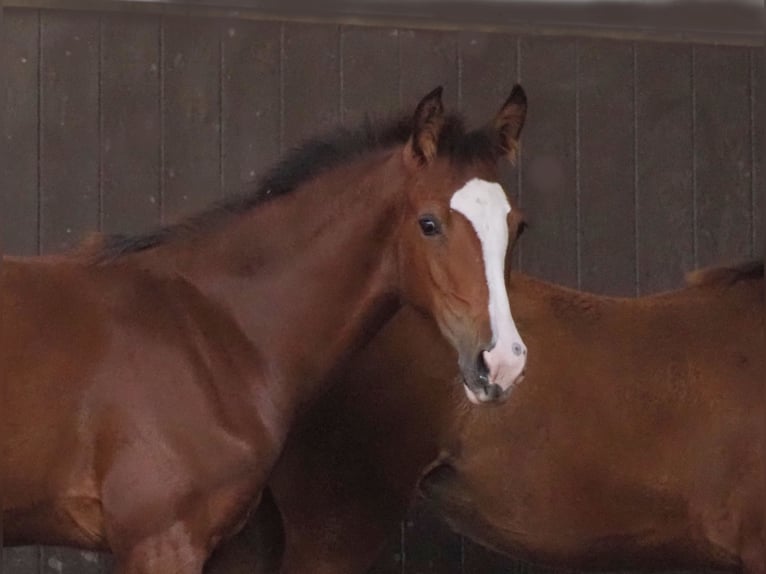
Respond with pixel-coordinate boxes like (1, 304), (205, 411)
(88, 113), (498, 264)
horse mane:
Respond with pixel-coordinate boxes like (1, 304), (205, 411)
(685, 260), (764, 287)
(90, 113), (498, 263)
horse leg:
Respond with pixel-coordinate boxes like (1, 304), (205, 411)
(113, 501), (258, 574)
(276, 503), (398, 574)
(204, 489), (285, 574)
(107, 480), (264, 574)
(205, 488), (394, 574)
(113, 522), (208, 574)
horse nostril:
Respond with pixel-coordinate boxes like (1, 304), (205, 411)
(476, 352), (490, 386)
(511, 342), (525, 357)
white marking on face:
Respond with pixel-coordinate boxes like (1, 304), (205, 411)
(450, 178), (527, 394)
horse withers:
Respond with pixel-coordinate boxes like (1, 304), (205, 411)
(1, 87), (529, 572)
(207, 262), (765, 574)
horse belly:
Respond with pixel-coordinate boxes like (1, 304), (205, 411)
(420, 464), (740, 571)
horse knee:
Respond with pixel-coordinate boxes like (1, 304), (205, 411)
(114, 523), (207, 574)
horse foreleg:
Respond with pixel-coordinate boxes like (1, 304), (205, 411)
(205, 491), (391, 574)
(107, 481), (264, 574)
(278, 507), (397, 574)
(204, 489), (285, 574)
(113, 522), (208, 574)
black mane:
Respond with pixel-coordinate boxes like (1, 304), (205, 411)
(92, 113), (498, 263)
(685, 260), (764, 287)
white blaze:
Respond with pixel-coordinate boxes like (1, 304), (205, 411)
(450, 178), (527, 394)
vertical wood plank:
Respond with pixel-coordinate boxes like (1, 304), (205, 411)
(578, 39), (636, 295)
(342, 27), (401, 574)
(517, 36), (578, 287)
(458, 32), (518, 129)
(398, 35), (462, 574)
(458, 33), (527, 572)
(26, 26), (102, 569)
(101, 13), (161, 234)
(398, 32), (461, 574)
(282, 23), (340, 151)
(39, 10), (100, 254)
(162, 16), (221, 221)
(399, 29), (458, 110)
(2, 9), (39, 256)
(221, 19), (280, 196)
(636, 42), (694, 294)
(752, 49), (763, 256)
(399, 30), (461, 574)
(459, 32), (521, 273)
(40, 549), (104, 574)
(3, 12), (42, 571)
(341, 26), (399, 127)
(403, 504), (461, 574)
(694, 45), (752, 267)
(459, 31), (520, 205)
(367, 525), (404, 574)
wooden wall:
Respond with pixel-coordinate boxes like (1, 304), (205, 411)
(2, 5), (763, 573)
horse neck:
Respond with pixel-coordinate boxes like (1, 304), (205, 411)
(153, 152), (406, 397)
(455, 270), (763, 462)
(500, 273), (656, 399)
(506, 270), (761, 373)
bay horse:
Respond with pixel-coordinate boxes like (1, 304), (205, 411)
(206, 261), (764, 574)
(1, 86), (531, 572)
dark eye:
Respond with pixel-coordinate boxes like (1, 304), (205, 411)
(418, 215), (441, 236)
(517, 221), (528, 237)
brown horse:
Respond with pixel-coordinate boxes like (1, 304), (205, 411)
(1, 87), (530, 572)
(206, 262), (765, 574)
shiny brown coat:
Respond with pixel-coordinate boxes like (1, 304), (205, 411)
(1, 87), (529, 573)
(208, 264), (764, 573)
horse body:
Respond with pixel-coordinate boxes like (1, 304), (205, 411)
(207, 264), (764, 573)
(426, 273), (764, 571)
(2, 87), (529, 572)
(3, 255), (274, 551)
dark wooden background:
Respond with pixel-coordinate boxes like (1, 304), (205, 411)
(1, 2), (763, 572)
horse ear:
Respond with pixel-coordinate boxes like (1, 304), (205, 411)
(403, 86), (445, 169)
(494, 84), (527, 165)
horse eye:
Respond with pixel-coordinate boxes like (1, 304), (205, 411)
(517, 221), (528, 237)
(418, 216), (441, 236)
